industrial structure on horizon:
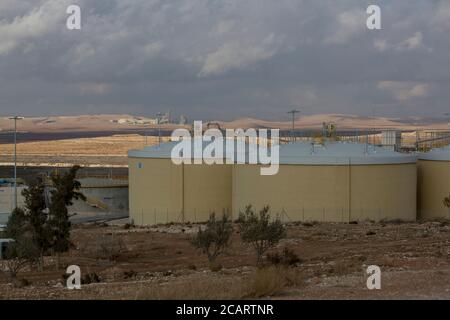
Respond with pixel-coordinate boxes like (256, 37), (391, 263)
(110, 112), (189, 126)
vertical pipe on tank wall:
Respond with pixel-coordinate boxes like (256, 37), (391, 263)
(231, 165), (236, 220)
(181, 163), (185, 223)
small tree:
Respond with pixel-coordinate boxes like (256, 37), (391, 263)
(238, 205), (286, 265)
(3, 211), (40, 283)
(95, 233), (126, 263)
(4, 208), (28, 239)
(191, 213), (233, 267)
(21, 178), (51, 270)
(47, 166), (86, 269)
(443, 194), (450, 209)
(3, 237), (39, 283)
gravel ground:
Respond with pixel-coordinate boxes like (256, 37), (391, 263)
(0, 220), (449, 300)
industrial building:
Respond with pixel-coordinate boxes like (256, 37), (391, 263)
(128, 142), (232, 225)
(0, 176), (128, 225)
(418, 146), (450, 220)
(69, 177), (129, 222)
(129, 141), (418, 225)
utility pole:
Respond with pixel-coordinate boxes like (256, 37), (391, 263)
(287, 110), (300, 142)
(9, 116), (23, 210)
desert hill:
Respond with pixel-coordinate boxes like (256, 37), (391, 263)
(0, 113), (449, 134)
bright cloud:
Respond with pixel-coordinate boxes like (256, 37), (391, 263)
(378, 81), (429, 101)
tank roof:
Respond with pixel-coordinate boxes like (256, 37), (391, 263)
(129, 141), (416, 165)
(278, 142), (416, 165)
(128, 140), (240, 160)
(418, 145), (450, 161)
(129, 141), (178, 159)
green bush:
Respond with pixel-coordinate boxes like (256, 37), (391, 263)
(238, 205), (286, 265)
(191, 213), (233, 266)
(3, 237), (40, 280)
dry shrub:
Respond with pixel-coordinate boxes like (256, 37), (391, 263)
(209, 262), (223, 272)
(11, 277), (31, 288)
(137, 266), (304, 300)
(376, 256), (404, 269)
(326, 259), (363, 276)
(123, 223), (134, 230)
(266, 247), (302, 266)
(283, 268), (305, 287)
(123, 270), (138, 279)
(244, 266), (288, 298)
(82, 272), (101, 284)
(94, 233), (126, 262)
(443, 194), (450, 209)
(187, 264), (197, 271)
(136, 277), (246, 300)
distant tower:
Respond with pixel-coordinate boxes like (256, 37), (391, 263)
(179, 115), (188, 125)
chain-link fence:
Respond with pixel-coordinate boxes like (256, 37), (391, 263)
(130, 205), (416, 226)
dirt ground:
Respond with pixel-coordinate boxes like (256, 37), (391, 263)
(0, 220), (449, 300)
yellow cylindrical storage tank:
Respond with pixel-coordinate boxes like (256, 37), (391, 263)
(418, 146), (450, 220)
(233, 142), (417, 223)
(128, 142), (232, 225)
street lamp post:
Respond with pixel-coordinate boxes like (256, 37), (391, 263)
(9, 116), (23, 210)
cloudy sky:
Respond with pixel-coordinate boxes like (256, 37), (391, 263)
(0, 0), (450, 121)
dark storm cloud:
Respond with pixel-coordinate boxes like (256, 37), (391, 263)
(0, 0), (450, 120)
